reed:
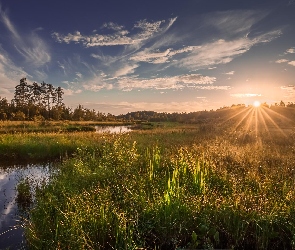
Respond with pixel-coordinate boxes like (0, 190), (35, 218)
(25, 130), (295, 249)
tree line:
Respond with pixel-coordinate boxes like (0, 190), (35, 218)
(1, 78), (295, 122)
(0, 78), (108, 121)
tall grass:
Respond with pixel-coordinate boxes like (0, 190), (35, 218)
(25, 132), (295, 249)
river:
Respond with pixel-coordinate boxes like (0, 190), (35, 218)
(0, 163), (55, 250)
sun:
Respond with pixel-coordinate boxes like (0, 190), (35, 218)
(253, 100), (261, 107)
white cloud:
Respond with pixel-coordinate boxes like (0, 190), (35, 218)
(276, 59), (289, 63)
(63, 88), (83, 96)
(230, 93), (262, 98)
(101, 22), (124, 31)
(286, 48), (295, 54)
(288, 61), (295, 66)
(81, 73), (218, 92)
(224, 71), (235, 75)
(176, 30), (281, 69)
(129, 46), (199, 64)
(280, 85), (295, 97)
(82, 75), (113, 92)
(52, 17), (177, 47)
(14, 34), (51, 67)
(113, 64), (139, 77)
(204, 10), (265, 37)
(130, 48), (171, 63)
(0, 5), (20, 39)
(116, 74), (217, 91)
(0, 46), (29, 98)
(0, 5), (50, 68)
(76, 72), (82, 78)
(34, 69), (48, 80)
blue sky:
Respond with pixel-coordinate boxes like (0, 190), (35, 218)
(0, 0), (295, 114)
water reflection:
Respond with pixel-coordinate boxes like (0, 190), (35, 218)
(95, 125), (132, 133)
(0, 163), (54, 250)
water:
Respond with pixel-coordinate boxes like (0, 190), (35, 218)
(0, 163), (55, 250)
(95, 125), (133, 133)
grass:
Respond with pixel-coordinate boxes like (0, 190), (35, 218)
(2, 118), (295, 249)
(16, 178), (33, 210)
(22, 123), (295, 249)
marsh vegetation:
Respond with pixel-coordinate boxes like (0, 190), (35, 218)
(1, 104), (295, 249)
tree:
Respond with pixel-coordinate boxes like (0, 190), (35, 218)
(13, 78), (30, 107)
(279, 100), (285, 107)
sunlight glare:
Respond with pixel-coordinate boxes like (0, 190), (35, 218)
(253, 101), (261, 107)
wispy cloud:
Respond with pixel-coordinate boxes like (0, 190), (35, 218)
(101, 22), (124, 31)
(63, 88), (83, 96)
(0, 46), (28, 97)
(204, 10), (265, 37)
(280, 85), (295, 97)
(52, 17), (177, 47)
(113, 63), (139, 77)
(14, 34), (51, 67)
(276, 59), (289, 63)
(81, 73), (219, 92)
(224, 71), (235, 75)
(288, 61), (295, 66)
(116, 74), (218, 91)
(0, 5), (19, 39)
(176, 29), (281, 69)
(129, 46), (198, 64)
(0, 5), (51, 68)
(231, 93), (262, 98)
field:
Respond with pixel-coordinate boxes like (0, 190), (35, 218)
(2, 106), (295, 249)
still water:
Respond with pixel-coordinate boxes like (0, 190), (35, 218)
(95, 125), (132, 133)
(0, 163), (54, 249)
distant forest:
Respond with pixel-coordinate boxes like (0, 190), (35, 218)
(1, 78), (295, 122)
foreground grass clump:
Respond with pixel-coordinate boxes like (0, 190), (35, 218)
(26, 135), (295, 249)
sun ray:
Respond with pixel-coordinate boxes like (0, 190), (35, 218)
(259, 108), (288, 137)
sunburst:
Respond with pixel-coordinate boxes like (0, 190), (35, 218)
(221, 103), (294, 145)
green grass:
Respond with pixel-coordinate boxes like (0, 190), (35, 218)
(24, 128), (295, 249)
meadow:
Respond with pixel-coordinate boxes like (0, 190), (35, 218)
(2, 107), (295, 249)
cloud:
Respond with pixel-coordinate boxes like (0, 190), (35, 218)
(0, 46), (29, 98)
(14, 34), (51, 67)
(113, 64), (139, 77)
(129, 46), (199, 64)
(76, 72), (83, 78)
(52, 17), (177, 47)
(0, 5), (20, 39)
(81, 73), (219, 92)
(63, 88), (83, 96)
(34, 69), (48, 80)
(288, 61), (295, 66)
(116, 74), (217, 91)
(230, 93), (262, 98)
(276, 59), (289, 63)
(82, 75), (113, 92)
(176, 30), (281, 69)
(224, 71), (235, 75)
(204, 10), (266, 37)
(130, 48), (171, 63)
(0, 5), (50, 68)
(101, 22), (124, 31)
(280, 85), (295, 97)
(286, 48), (295, 54)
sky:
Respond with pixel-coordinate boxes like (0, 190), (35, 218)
(0, 0), (295, 115)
